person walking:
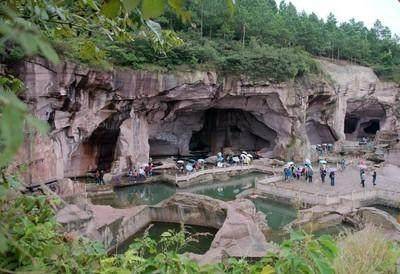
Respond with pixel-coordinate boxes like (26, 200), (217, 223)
(329, 171), (335, 186)
(360, 170), (366, 188)
(372, 170), (377, 186)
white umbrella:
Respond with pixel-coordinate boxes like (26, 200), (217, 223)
(287, 161), (295, 165)
(232, 156), (240, 162)
(242, 151), (248, 155)
(197, 159), (205, 163)
(319, 160), (327, 164)
(177, 160), (184, 164)
(304, 159), (311, 164)
(185, 164), (193, 171)
(247, 154), (253, 158)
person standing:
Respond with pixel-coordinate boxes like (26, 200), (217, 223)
(329, 171), (335, 186)
(95, 169), (101, 185)
(361, 170), (366, 188)
(283, 167), (289, 181)
(320, 167), (326, 183)
(307, 167), (313, 183)
(372, 170), (377, 186)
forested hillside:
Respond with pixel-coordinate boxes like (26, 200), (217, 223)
(2, 0), (400, 83)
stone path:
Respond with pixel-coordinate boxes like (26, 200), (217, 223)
(256, 163), (400, 206)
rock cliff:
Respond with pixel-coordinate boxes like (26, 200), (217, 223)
(9, 57), (400, 185)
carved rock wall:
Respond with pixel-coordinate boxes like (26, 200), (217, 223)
(10, 57), (400, 184)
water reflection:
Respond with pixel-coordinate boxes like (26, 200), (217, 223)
(252, 198), (297, 230)
(186, 172), (265, 201)
(114, 183), (176, 207)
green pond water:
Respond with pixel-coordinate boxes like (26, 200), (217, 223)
(100, 172), (356, 253)
(183, 172), (266, 201)
(114, 182), (176, 207)
(252, 198), (297, 230)
(115, 222), (217, 255)
(109, 172), (265, 207)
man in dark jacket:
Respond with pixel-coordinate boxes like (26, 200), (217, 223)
(372, 170), (377, 186)
(329, 171), (335, 186)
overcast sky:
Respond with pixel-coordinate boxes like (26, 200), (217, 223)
(279, 0), (400, 36)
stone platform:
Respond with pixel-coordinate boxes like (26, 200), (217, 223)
(255, 164), (400, 208)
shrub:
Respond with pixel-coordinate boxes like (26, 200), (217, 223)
(333, 226), (400, 274)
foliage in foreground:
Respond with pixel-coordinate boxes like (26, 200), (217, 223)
(1, 176), (400, 273)
(0, 175), (330, 274)
(333, 226), (400, 274)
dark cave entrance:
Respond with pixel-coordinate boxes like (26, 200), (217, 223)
(344, 115), (359, 134)
(88, 126), (120, 172)
(361, 119), (380, 135)
(344, 101), (386, 141)
(189, 108), (277, 155)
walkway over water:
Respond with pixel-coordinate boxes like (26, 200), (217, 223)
(170, 164), (275, 187)
(113, 163), (276, 188)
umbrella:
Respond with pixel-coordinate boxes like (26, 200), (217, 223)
(242, 151), (248, 155)
(287, 161), (295, 166)
(247, 154), (253, 158)
(358, 164), (368, 170)
(329, 167), (337, 173)
(177, 160), (184, 164)
(197, 159), (205, 163)
(319, 160), (327, 164)
(232, 156), (240, 163)
(304, 159), (311, 164)
(185, 164), (193, 172)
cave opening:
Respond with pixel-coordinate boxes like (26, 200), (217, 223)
(344, 101), (386, 141)
(344, 115), (359, 134)
(189, 108), (277, 155)
(88, 126), (120, 172)
(361, 119), (380, 135)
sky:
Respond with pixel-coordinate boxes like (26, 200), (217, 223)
(279, 0), (400, 36)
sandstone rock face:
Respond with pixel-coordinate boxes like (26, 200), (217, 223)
(318, 59), (400, 143)
(56, 192), (271, 260)
(11, 57), (400, 184)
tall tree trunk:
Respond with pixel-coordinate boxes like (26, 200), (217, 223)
(200, 0), (204, 37)
(242, 24), (246, 46)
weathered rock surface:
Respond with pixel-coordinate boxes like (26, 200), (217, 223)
(186, 197), (273, 265)
(56, 192), (272, 262)
(10, 57), (400, 184)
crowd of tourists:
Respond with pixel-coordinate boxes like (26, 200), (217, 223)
(315, 143), (334, 156)
(283, 158), (378, 188)
(283, 159), (339, 186)
(126, 162), (154, 182)
(175, 151), (254, 175)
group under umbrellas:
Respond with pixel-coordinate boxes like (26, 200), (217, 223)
(283, 158), (339, 185)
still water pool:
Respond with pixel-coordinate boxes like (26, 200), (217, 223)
(104, 172), (265, 207)
(252, 198), (297, 230)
